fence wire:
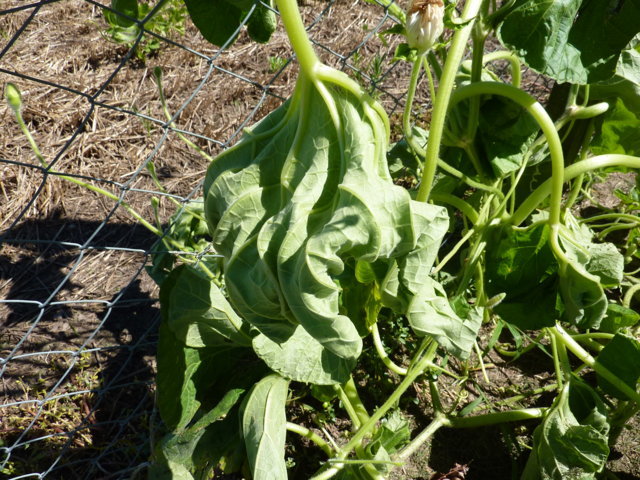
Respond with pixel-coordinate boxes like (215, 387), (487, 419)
(0, 1), (552, 478)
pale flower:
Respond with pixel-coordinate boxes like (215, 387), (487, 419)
(406, 0), (445, 53)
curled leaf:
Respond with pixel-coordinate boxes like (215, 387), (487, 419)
(203, 66), (454, 382)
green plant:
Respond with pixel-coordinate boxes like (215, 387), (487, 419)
(7, 0), (640, 478)
(103, 0), (187, 60)
(268, 54), (288, 73)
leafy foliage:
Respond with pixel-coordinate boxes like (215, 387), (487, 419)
(94, 0), (640, 478)
(522, 379), (610, 480)
(497, 0), (640, 84)
(103, 0), (187, 60)
(184, 0), (276, 46)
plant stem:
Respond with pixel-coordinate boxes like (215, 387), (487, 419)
(448, 81), (565, 228)
(416, 0), (484, 202)
(403, 57), (423, 144)
(495, 384), (558, 408)
(432, 227), (476, 275)
(480, 51), (521, 88)
(11, 99), (174, 243)
(396, 407), (545, 464)
(396, 411), (448, 461)
(343, 377), (371, 426)
(548, 327), (568, 390)
(582, 213), (640, 224)
(430, 193), (480, 223)
(552, 323), (640, 404)
(464, 23), (488, 147)
(311, 341), (439, 479)
(623, 283), (640, 308)
(448, 407), (546, 428)
(274, 0), (319, 77)
(371, 323), (407, 375)
(286, 422), (334, 456)
(511, 155), (640, 226)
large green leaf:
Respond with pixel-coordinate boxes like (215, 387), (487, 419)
(156, 322), (203, 431)
(241, 374), (290, 480)
(160, 264), (252, 348)
(599, 303), (640, 333)
(154, 388), (245, 477)
(203, 67), (452, 382)
(522, 379), (610, 480)
(595, 333), (640, 400)
(558, 261), (608, 329)
(156, 321), (260, 432)
(558, 260), (608, 330)
(184, 0), (278, 47)
(591, 97), (640, 156)
(105, 0), (139, 27)
(589, 45), (640, 117)
(154, 323), (267, 476)
(498, 0), (640, 84)
(557, 213), (623, 329)
(252, 324), (355, 385)
(485, 223), (559, 329)
(184, 0), (244, 47)
(476, 95), (540, 178)
(406, 279), (482, 359)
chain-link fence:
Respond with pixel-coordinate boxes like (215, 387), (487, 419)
(0, 1), (416, 477)
(1, 1), (555, 478)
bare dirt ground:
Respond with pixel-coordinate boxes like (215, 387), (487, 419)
(1, 0), (638, 479)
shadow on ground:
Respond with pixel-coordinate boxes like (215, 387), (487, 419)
(1, 212), (161, 479)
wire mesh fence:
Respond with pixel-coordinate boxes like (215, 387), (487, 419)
(0, 1), (553, 478)
(0, 1), (411, 477)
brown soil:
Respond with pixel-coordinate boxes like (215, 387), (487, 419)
(1, 1), (638, 479)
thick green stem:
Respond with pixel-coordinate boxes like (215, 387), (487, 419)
(552, 324), (640, 404)
(344, 377), (371, 426)
(311, 341), (439, 479)
(430, 193), (480, 224)
(274, 0), (320, 77)
(372, 323), (407, 376)
(511, 155), (640, 226)
(336, 377), (370, 430)
(396, 407), (545, 464)
(287, 422), (334, 456)
(416, 0), (484, 202)
(448, 407), (546, 428)
(480, 51), (521, 88)
(449, 81), (565, 228)
(396, 412), (448, 461)
(623, 284), (640, 309)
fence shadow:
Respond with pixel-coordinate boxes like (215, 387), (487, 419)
(0, 211), (161, 479)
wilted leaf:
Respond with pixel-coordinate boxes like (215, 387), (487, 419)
(203, 64), (452, 382)
(522, 379), (610, 480)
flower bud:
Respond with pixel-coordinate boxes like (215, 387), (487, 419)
(406, 0), (445, 54)
(5, 83), (22, 113)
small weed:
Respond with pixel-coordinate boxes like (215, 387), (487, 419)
(268, 55), (288, 73)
